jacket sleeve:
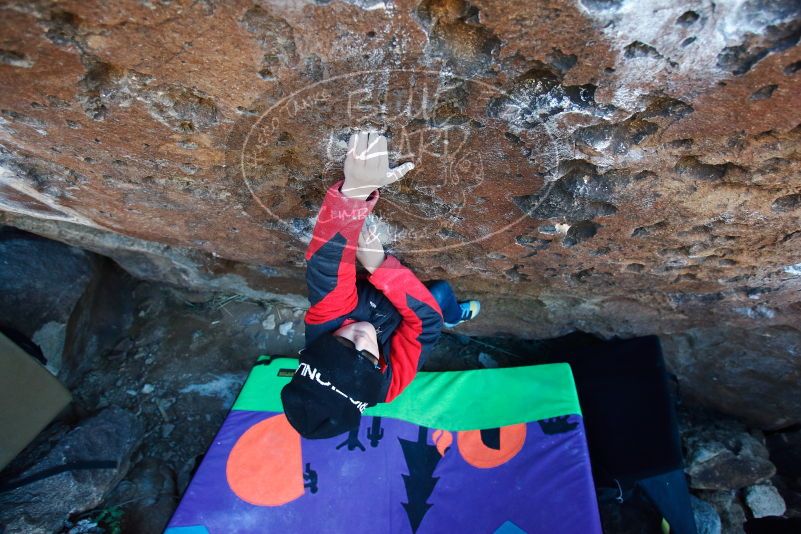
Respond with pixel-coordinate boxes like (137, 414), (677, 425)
(368, 254), (443, 402)
(304, 179), (378, 344)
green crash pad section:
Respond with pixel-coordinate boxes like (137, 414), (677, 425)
(233, 356), (581, 430)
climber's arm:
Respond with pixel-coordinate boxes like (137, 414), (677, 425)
(368, 255), (443, 402)
(305, 131), (415, 342)
(304, 180), (378, 328)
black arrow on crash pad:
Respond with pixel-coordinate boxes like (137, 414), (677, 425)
(398, 426), (442, 533)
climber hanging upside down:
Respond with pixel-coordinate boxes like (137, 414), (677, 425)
(281, 132), (481, 439)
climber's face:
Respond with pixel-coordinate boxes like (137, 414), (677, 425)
(333, 321), (380, 366)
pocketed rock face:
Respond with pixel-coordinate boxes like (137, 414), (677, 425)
(0, 1), (800, 428)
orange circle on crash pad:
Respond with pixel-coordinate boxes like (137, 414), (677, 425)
(226, 414), (304, 506)
(457, 424), (527, 469)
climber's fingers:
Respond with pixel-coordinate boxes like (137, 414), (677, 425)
(354, 131), (368, 166)
(373, 135), (388, 174)
(364, 132), (383, 176)
(386, 161), (415, 183)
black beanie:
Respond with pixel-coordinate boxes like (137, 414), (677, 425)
(281, 332), (383, 439)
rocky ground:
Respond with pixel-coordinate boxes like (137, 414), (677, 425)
(1, 227), (307, 533)
(1, 227), (800, 533)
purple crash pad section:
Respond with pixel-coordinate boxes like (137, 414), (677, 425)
(167, 410), (600, 534)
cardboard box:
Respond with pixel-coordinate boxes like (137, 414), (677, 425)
(0, 332), (72, 471)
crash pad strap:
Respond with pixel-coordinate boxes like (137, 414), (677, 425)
(233, 356), (581, 431)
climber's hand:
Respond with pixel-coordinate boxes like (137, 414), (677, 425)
(342, 132), (415, 200)
(357, 222), (385, 274)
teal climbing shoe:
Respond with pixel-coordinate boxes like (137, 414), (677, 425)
(444, 300), (481, 328)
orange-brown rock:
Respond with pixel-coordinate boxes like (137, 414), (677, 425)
(1, 0), (800, 428)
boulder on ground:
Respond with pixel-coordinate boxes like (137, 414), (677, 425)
(691, 494), (722, 534)
(745, 483), (787, 518)
(0, 407), (143, 534)
(683, 413), (776, 490)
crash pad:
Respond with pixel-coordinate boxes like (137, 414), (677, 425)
(166, 356), (600, 534)
(0, 332), (71, 471)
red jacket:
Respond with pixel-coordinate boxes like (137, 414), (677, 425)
(304, 179), (443, 402)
